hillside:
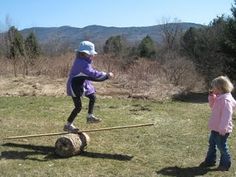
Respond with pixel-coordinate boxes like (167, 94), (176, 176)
(20, 23), (203, 51)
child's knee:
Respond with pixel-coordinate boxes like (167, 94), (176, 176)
(74, 105), (82, 112)
(91, 95), (96, 102)
(88, 94), (96, 102)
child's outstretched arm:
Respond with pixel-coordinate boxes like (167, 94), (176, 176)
(83, 65), (113, 82)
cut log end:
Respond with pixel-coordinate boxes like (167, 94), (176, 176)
(55, 132), (90, 157)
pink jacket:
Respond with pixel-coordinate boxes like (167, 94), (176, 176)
(208, 93), (236, 135)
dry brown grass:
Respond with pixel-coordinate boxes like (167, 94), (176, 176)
(0, 53), (204, 100)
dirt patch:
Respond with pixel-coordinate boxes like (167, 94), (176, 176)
(0, 76), (129, 97)
(0, 76), (183, 100)
(0, 76), (66, 96)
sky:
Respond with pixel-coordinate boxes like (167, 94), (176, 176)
(0, 0), (235, 30)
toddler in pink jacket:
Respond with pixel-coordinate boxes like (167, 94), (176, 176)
(200, 76), (236, 171)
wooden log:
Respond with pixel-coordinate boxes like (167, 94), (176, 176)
(55, 132), (90, 157)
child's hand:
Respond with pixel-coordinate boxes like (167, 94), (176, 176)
(108, 72), (114, 79)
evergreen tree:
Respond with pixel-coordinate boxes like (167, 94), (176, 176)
(221, 0), (236, 80)
(181, 27), (198, 57)
(181, 18), (228, 85)
(232, 0), (236, 18)
(103, 35), (124, 58)
(7, 26), (25, 59)
(138, 35), (156, 59)
(7, 26), (25, 76)
(25, 32), (40, 60)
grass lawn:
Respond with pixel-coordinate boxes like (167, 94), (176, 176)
(1, 96), (236, 177)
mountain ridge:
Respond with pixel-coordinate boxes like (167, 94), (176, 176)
(20, 23), (203, 50)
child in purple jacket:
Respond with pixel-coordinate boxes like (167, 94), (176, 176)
(64, 41), (114, 132)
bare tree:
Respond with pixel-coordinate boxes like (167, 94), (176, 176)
(160, 18), (183, 51)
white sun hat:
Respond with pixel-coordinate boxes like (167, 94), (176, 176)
(75, 41), (97, 55)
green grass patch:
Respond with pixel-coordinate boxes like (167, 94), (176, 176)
(1, 96), (236, 177)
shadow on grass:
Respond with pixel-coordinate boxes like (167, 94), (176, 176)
(1, 143), (55, 161)
(79, 151), (133, 161)
(156, 166), (217, 177)
(172, 92), (208, 103)
(1, 143), (133, 161)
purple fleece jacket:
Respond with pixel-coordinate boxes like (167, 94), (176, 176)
(66, 57), (108, 97)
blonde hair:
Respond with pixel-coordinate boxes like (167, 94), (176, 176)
(211, 76), (234, 93)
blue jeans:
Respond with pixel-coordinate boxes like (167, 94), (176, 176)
(205, 130), (231, 168)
